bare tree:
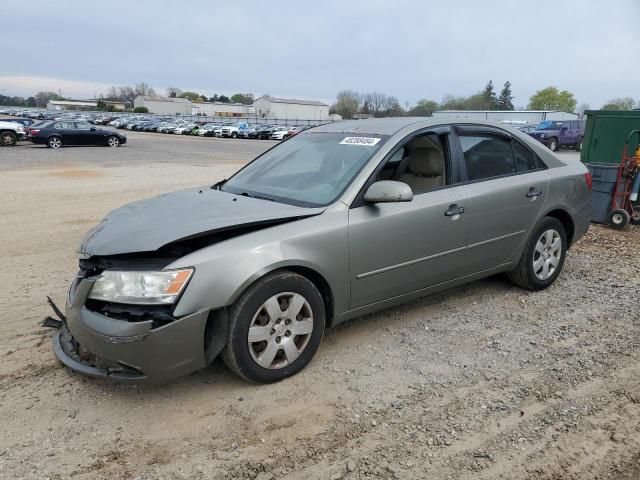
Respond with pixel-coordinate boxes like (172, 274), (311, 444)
(135, 82), (156, 97)
(335, 90), (362, 119)
(576, 103), (590, 118)
(364, 92), (386, 117)
(166, 87), (182, 98)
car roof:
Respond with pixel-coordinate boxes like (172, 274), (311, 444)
(310, 117), (537, 135)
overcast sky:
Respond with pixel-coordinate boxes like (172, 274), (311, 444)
(2, 0), (638, 108)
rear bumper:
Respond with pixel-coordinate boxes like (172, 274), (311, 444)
(571, 203), (592, 245)
(54, 279), (209, 383)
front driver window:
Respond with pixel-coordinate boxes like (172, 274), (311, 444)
(376, 134), (446, 195)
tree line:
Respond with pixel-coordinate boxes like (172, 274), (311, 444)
(1, 80), (637, 115)
(331, 82), (638, 119)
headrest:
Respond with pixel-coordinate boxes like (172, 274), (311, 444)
(408, 148), (443, 176)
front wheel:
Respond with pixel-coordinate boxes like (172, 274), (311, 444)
(107, 135), (120, 147)
(508, 217), (567, 290)
(222, 271), (325, 383)
(0, 131), (17, 146)
(47, 136), (63, 149)
(548, 138), (559, 152)
(231, 132), (238, 139)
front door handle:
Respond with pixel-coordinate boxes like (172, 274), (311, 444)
(526, 188), (542, 198)
(444, 205), (465, 217)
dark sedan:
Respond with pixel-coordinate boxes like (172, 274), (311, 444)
(28, 121), (127, 148)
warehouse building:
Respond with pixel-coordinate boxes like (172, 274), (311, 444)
(432, 110), (578, 126)
(133, 96), (191, 115)
(47, 99), (126, 111)
(253, 96), (329, 120)
(134, 96), (254, 117)
(193, 101), (253, 117)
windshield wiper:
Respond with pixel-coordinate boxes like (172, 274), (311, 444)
(238, 191), (276, 202)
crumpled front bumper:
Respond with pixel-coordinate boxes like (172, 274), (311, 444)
(53, 278), (210, 382)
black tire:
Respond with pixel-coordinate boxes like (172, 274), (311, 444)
(508, 217), (567, 291)
(630, 210), (640, 226)
(548, 138), (559, 152)
(575, 138), (583, 151)
(231, 132), (238, 139)
(609, 209), (630, 229)
(107, 135), (120, 147)
(0, 130), (17, 146)
(222, 271), (325, 383)
(47, 136), (63, 149)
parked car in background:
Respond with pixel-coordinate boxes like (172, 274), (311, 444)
(528, 120), (585, 152)
(173, 123), (196, 135)
(52, 118), (591, 384)
(28, 121), (127, 148)
(270, 126), (290, 140)
(284, 125), (307, 139)
(221, 122), (248, 138)
(198, 124), (218, 136)
(0, 117), (36, 128)
(0, 121), (25, 145)
(240, 124), (262, 138)
(212, 124), (227, 137)
(257, 125), (278, 139)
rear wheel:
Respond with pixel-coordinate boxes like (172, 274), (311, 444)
(630, 210), (640, 226)
(609, 209), (630, 229)
(575, 138), (583, 151)
(107, 135), (120, 147)
(508, 217), (567, 290)
(222, 271), (325, 383)
(0, 131), (17, 146)
(47, 136), (63, 149)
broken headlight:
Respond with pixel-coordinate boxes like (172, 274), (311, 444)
(88, 269), (193, 305)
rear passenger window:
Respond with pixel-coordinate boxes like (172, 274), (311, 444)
(460, 135), (515, 181)
(513, 140), (539, 171)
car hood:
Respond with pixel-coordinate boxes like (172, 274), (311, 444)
(78, 187), (325, 256)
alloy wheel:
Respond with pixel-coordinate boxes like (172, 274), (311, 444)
(1, 132), (15, 146)
(49, 137), (62, 148)
(108, 136), (120, 147)
(533, 229), (561, 280)
(247, 292), (314, 369)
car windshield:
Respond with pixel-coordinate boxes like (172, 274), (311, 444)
(222, 132), (387, 207)
(537, 121), (562, 130)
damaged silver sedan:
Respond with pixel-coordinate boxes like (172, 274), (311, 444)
(52, 118), (592, 383)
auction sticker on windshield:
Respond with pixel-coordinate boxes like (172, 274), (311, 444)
(339, 137), (381, 146)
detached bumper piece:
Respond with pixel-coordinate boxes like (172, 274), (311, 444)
(53, 324), (147, 381)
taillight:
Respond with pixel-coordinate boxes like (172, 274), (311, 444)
(584, 172), (592, 190)
(29, 129), (40, 135)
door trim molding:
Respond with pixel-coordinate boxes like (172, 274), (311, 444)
(355, 230), (525, 280)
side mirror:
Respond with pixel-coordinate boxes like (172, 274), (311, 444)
(364, 180), (413, 203)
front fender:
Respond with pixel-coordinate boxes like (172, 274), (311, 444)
(168, 205), (350, 318)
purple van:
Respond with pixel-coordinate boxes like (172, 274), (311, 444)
(528, 119), (585, 152)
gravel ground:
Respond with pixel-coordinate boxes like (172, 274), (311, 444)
(0, 135), (638, 480)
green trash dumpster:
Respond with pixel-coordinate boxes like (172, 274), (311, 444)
(581, 110), (640, 165)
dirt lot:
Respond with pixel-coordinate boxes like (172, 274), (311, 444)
(1, 135), (639, 480)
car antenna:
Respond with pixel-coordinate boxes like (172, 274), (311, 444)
(211, 179), (227, 190)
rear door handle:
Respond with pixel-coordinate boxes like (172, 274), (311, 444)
(526, 188), (542, 198)
(444, 205), (465, 217)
